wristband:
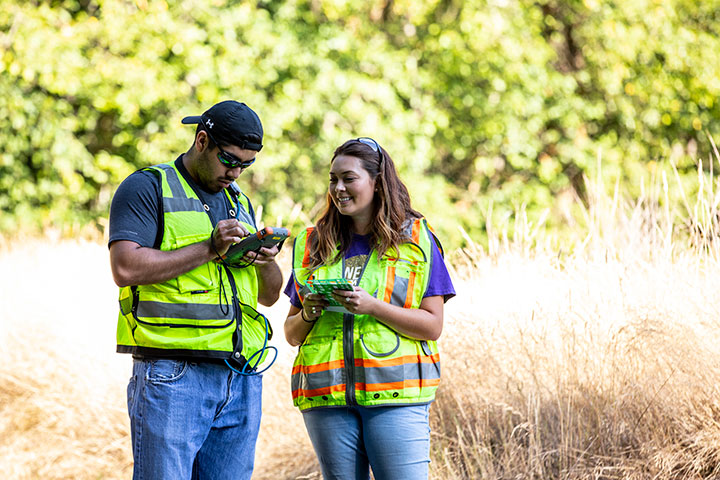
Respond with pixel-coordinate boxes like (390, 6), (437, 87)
(301, 308), (316, 323)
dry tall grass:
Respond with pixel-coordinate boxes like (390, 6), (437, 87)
(3, 153), (720, 479)
(430, 150), (720, 479)
(434, 246), (720, 478)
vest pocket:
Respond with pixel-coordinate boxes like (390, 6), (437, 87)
(173, 235), (217, 293)
(300, 335), (336, 355)
(360, 323), (401, 357)
(237, 303), (272, 365)
(293, 335), (343, 399)
(176, 263), (216, 293)
(297, 334), (341, 376)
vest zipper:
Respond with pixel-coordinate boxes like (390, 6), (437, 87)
(341, 255), (358, 405)
(342, 312), (356, 405)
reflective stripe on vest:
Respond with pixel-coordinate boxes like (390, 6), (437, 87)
(290, 218), (441, 410)
(116, 161), (269, 363)
(291, 353), (441, 400)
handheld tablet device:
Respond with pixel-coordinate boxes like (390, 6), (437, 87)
(221, 227), (290, 266)
(306, 278), (354, 308)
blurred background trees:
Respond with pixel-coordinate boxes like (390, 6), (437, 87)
(1, 0), (719, 245)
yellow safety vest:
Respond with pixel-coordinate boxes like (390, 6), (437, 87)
(116, 162), (271, 368)
(291, 218), (441, 411)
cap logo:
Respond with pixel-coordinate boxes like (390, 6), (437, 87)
(206, 120), (214, 129)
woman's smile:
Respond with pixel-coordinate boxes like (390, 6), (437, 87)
(329, 155), (376, 225)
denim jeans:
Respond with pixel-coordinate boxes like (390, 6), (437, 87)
(127, 359), (263, 480)
(302, 404), (431, 480)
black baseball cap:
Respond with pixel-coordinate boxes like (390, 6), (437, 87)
(182, 100), (263, 151)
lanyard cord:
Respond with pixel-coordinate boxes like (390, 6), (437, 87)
(220, 262), (277, 376)
(216, 265), (230, 316)
(224, 302), (278, 376)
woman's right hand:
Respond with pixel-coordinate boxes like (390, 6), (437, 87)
(285, 294), (331, 346)
(302, 293), (329, 322)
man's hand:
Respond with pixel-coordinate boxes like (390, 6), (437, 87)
(212, 219), (250, 256)
(242, 245), (280, 266)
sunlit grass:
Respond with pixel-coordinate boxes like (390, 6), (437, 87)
(430, 145), (720, 478)
(434, 245), (720, 478)
(3, 148), (720, 478)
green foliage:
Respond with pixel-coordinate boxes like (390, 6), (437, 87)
(0, 0), (719, 247)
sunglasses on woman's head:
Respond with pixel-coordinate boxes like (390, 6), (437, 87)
(201, 119), (256, 169)
(355, 137), (382, 163)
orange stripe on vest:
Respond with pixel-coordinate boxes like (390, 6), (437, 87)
(355, 378), (441, 392)
(302, 227), (314, 267)
(354, 353), (440, 368)
(411, 219), (421, 244)
(383, 266), (395, 303)
(292, 383), (346, 399)
(292, 359), (345, 375)
(404, 271), (416, 308)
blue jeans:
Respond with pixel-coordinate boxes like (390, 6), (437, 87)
(302, 404), (431, 480)
(127, 359), (263, 480)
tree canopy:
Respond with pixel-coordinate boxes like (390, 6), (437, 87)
(1, 0), (719, 245)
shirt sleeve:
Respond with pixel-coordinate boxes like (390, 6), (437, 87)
(108, 170), (162, 248)
(283, 273), (302, 308)
(423, 235), (456, 302)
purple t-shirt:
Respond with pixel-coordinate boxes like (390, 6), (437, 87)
(283, 232), (455, 308)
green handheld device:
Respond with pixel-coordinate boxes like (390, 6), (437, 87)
(221, 227), (290, 266)
(306, 278), (354, 308)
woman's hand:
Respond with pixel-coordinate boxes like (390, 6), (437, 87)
(333, 287), (445, 341)
(302, 293), (329, 321)
(284, 293), (329, 346)
(332, 286), (377, 315)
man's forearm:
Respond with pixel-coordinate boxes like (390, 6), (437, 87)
(256, 261), (282, 306)
(111, 239), (216, 287)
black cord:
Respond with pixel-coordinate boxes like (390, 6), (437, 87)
(216, 265), (230, 315)
(210, 227), (231, 267)
(230, 254), (258, 269)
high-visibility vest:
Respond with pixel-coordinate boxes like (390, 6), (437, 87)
(116, 162), (271, 367)
(290, 218), (442, 411)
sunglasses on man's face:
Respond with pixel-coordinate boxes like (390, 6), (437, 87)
(201, 119), (256, 169)
(217, 149), (256, 169)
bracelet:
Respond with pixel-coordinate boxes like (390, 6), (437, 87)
(301, 308), (316, 323)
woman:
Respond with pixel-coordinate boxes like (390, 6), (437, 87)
(283, 137), (455, 480)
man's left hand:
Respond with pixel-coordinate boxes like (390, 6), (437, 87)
(243, 245), (279, 266)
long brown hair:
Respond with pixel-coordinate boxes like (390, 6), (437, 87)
(307, 139), (421, 268)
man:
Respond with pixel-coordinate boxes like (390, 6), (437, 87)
(108, 100), (282, 479)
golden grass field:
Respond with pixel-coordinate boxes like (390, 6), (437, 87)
(3, 168), (720, 479)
